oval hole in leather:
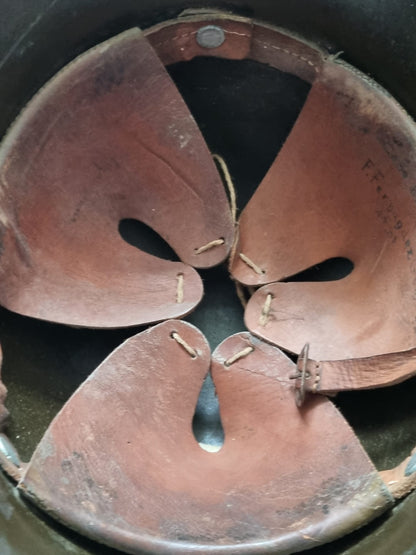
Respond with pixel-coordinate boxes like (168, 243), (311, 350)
(187, 264), (245, 453)
(119, 218), (179, 261)
(284, 257), (354, 282)
(192, 373), (225, 452)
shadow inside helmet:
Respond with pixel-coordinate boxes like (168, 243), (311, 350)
(283, 257), (354, 282)
(119, 218), (180, 261)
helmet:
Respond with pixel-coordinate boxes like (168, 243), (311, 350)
(0, 2), (415, 554)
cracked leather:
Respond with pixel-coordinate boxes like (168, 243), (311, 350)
(0, 28), (233, 328)
(0, 12), (415, 555)
(18, 322), (393, 555)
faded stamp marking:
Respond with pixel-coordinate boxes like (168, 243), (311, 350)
(362, 158), (416, 331)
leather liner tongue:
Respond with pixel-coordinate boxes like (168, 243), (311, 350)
(18, 324), (391, 555)
(233, 61), (416, 359)
(0, 28), (234, 328)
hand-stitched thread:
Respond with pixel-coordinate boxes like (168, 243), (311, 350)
(213, 153), (237, 223)
(171, 331), (198, 358)
(235, 281), (248, 308)
(151, 31), (319, 73)
(194, 238), (225, 255)
(259, 293), (273, 326)
(225, 346), (254, 367)
(176, 273), (184, 303)
(239, 252), (265, 275)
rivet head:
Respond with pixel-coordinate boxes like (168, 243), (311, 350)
(0, 433), (21, 468)
(196, 25), (225, 49)
(405, 452), (416, 477)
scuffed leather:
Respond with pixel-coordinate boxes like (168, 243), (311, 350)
(19, 324), (392, 555)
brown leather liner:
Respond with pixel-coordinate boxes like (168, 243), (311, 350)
(302, 346), (416, 395)
(18, 325), (392, 555)
(145, 14), (323, 82)
(0, 12), (414, 554)
(237, 61), (416, 359)
(148, 13), (416, 361)
(0, 28), (234, 328)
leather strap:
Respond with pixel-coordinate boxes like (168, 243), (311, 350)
(145, 12), (323, 82)
(294, 344), (416, 398)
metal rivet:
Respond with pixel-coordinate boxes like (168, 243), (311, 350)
(405, 452), (416, 476)
(0, 433), (21, 468)
(196, 25), (225, 49)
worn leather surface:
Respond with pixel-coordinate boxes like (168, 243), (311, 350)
(147, 16), (416, 366)
(18, 322), (392, 555)
(146, 17), (323, 83)
(301, 347), (416, 395)
(0, 27), (233, 328)
(237, 60), (416, 360)
(0, 10), (412, 555)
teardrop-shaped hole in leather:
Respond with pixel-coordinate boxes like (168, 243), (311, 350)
(192, 373), (224, 452)
(284, 257), (353, 282)
(119, 218), (179, 261)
